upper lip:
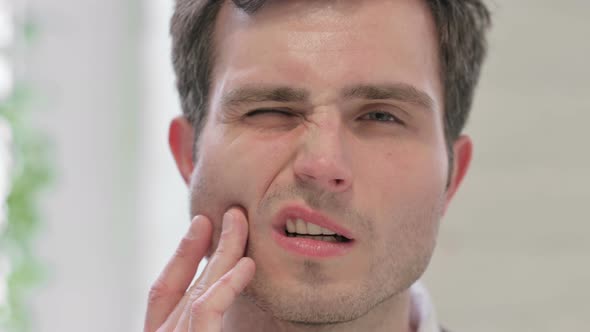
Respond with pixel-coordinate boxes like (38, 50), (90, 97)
(272, 204), (355, 240)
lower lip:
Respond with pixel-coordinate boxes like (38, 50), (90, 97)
(271, 228), (355, 258)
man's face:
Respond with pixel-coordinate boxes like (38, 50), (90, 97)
(178, 0), (467, 324)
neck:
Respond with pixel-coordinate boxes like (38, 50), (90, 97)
(223, 289), (414, 332)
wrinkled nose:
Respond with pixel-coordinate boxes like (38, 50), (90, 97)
(293, 121), (352, 193)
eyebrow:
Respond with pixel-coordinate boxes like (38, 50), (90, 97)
(221, 83), (434, 111)
(341, 83), (434, 111)
(221, 86), (309, 108)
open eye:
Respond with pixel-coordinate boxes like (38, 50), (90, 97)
(359, 111), (404, 125)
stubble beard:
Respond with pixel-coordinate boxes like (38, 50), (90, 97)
(234, 183), (445, 327)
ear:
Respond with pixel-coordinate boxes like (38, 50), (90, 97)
(443, 135), (473, 214)
(169, 116), (195, 185)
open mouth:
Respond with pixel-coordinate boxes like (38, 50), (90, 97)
(283, 218), (352, 243)
(272, 207), (355, 257)
(284, 231), (352, 243)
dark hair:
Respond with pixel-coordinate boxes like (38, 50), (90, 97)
(171, 0), (491, 153)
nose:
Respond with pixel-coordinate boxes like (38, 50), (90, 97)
(293, 118), (353, 193)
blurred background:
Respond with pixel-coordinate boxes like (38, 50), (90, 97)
(0, 0), (588, 331)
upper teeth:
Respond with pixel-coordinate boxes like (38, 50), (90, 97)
(286, 218), (337, 236)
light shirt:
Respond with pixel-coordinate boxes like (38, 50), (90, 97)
(410, 281), (442, 332)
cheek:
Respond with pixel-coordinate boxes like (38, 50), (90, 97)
(360, 142), (448, 234)
(362, 139), (447, 197)
(190, 139), (248, 216)
(365, 151), (446, 273)
(189, 125), (296, 226)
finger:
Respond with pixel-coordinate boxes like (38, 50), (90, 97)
(144, 215), (212, 332)
(171, 208), (249, 331)
(189, 257), (256, 331)
(197, 208), (250, 291)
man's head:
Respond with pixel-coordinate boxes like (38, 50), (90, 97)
(171, 0), (490, 157)
(168, 0), (490, 326)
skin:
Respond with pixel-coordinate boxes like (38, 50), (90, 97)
(144, 0), (472, 331)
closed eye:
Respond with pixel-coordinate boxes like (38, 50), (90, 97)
(245, 109), (297, 117)
(241, 108), (302, 131)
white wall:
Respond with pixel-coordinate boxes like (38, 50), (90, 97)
(27, 0), (143, 331)
(423, 1), (590, 331)
(134, 0), (195, 329)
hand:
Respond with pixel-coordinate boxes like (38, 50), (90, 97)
(144, 208), (256, 332)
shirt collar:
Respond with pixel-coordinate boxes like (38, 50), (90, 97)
(409, 280), (441, 332)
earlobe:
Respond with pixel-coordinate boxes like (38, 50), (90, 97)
(443, 135), (473, 212)
(168, 116), (195, 185)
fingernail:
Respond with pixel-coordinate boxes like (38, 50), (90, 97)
(222, 212), (234, 234)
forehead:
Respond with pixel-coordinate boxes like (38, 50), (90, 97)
(211, 0), (442, 108)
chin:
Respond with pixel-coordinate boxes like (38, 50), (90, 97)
(239, 267), (404, 325)
(241, 286), (368, 324)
